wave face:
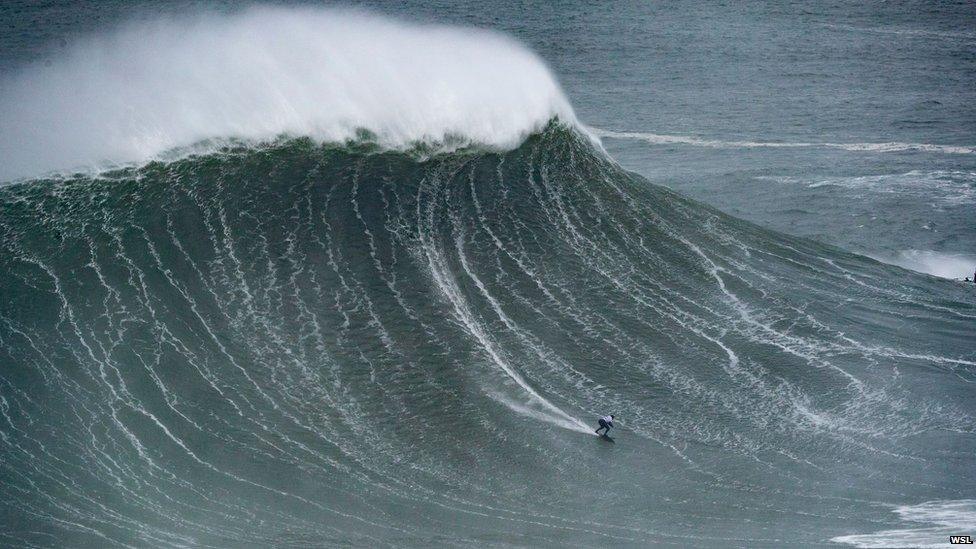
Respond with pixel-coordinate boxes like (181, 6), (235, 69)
(0, 7), (574, 181)
(1, 126), (974, 547)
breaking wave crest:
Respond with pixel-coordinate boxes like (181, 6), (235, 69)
(0, 6), (577, 181)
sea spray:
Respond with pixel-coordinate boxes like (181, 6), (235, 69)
(0, 6), (577, 181)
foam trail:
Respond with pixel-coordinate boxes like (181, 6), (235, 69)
(0, 7), (577, 181)
(422, 231), (591, 434)
(592, 128), (976, 155)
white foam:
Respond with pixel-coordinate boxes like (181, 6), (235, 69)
(873, 250), (976, 280)
(831, 500), (976, 548)
(592, 128), (976, 155)
(0, 6), (577, 181)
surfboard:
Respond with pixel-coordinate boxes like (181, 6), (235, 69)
(599, 434), (615, 443)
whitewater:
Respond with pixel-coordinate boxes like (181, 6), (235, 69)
(0, 7), (576, 181)
(0, 6), (974, 548)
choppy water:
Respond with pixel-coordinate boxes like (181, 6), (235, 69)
(0, 3), (974, 548)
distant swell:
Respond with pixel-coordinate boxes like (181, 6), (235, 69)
(593, 128), (976, 155)
(0, 7), (577, 181)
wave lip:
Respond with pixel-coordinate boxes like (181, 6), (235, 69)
(0, 6), (577, 181)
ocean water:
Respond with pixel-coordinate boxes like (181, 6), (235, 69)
(0, 3), (973, 548)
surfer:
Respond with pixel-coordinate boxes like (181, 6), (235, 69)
(595, 414), (615, 436)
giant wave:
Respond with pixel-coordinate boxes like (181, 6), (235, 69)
(0, 7), (974, 548)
